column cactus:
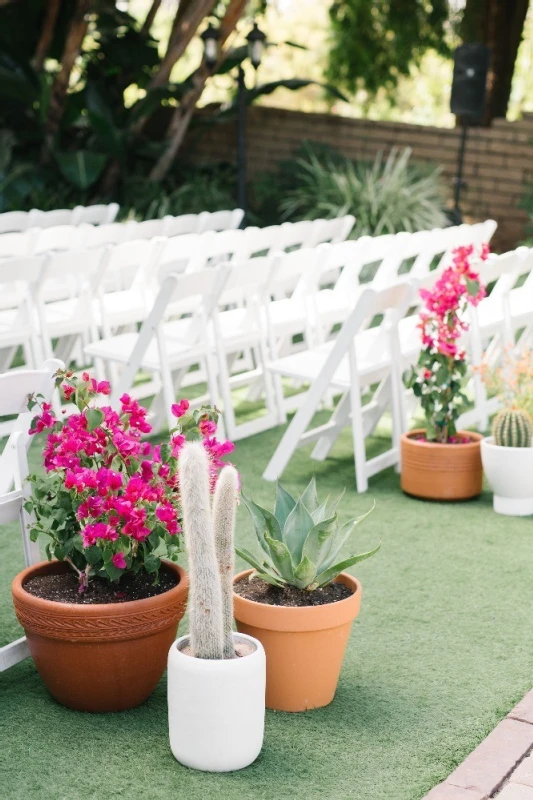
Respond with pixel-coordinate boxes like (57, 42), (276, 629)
(180, 441), (238, 660)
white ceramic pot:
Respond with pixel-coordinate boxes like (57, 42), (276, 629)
(481, 436), (533, 516)
(167, 632), (266, 772)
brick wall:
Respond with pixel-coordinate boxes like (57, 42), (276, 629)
(187, 106), (533, 250)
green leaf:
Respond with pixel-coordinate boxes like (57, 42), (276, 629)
(245, 79), (349, 106)
(302, 514), (338, 567)
(105, 563), (124, 582)
(264, 534), (295, 583)
(85, 407), (104, 432)
(274, 482), (296, 528)
(241, 492), (282, 555)
(300, 476), (318, 513)
(293, 556), (317, 589)
(466, 279), (480, 297)
(85, 545), (103, 566)
(29, 528), (39, 542)
(54, 150), (107, 190)
(325, 489), (346, 520)
(235, 547), (283, 586)
(314, 544), (381, 588)
(144, 553), (161, 573)
(283, 497), (315, 564)
(320, 503), (375, 571)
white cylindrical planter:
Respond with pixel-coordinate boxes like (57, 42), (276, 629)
(168, 632), (266, 772)
(481, 437), (533, 516)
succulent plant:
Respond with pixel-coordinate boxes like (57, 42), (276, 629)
(492, 408), (533, 448)
(238, 477), (379, 590)
(180, 442), (239, 659)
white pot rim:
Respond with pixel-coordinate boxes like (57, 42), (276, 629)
(171, 632), (264, 671)
(482, 436), (533, 452)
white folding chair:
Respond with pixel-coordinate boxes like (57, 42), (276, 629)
(28, 208), (75, 229)
(155, 233), (208, 279)
(162, 213), (202, 237)
(72, 203), (119, 226)
(85, 268), (229, 431)
(212, 256), (283, 440)
(127, 218), (165, 240)
(84, 222), (130, 248)
(0, 230), (34, 260)
(241, 225), (283, 258)
(0, 210), (29, 234)
(198, 209), (244, 233)
(0, 256), (45, 371)
(308, 215), (355, 247)
(33, 224), (91, 254)
(263, 282), (416, 492)
(204, 229), (246, 265)
(0, 358), (64, 671)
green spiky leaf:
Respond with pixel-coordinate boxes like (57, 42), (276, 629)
(293, 556), (317, 589)
(274, 482), (296, 528)
(283, 497), (315, 564)
(300, 476), (318, 513)
(302, 514), (338, 566)
(264, 533), (295, 583)
(314, 544), (381, 588)
(241, 492), (282, 555)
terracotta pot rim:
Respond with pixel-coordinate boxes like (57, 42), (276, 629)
(233, 569), (361, 632)
(402, 428), (483, 448)
(12, 558), (188, 616)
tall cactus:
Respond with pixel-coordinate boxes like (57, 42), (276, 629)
(180, 442), (238, 660)
(492, 408), (533, 448)
(213, 466), (239, 659)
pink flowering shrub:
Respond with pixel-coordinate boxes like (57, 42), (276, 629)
(25, 370), (235, 591)
(405, 244), (489, 443)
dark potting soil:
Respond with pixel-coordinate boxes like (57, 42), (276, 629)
(234, 576), (353, 607)
(23, 567), (179, 605)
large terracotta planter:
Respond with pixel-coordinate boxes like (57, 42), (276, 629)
(233, 569), (361, 712)
(400, 428), (483, 501)
(12, 559), (189, 712)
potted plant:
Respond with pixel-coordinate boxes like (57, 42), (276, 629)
(233, 477), (379, 712)
(480, 349), (533, 515)
(168, 443), (266, 771)
(402, 244), (489, 500)
(11, 370), (234, 712)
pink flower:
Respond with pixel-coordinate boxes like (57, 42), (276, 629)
(171, 399), (190, 418)
(62, 384), (75, 400)
(112, 552), (127, 569)
(199, 418), (217, 436)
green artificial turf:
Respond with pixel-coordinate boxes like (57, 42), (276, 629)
(1, 418), (533, 800)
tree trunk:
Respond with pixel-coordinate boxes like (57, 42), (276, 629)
(140, 0), (161, 37)
(44, 0), (93, 154)
(461, 0), (529, 124)
(149, 0), (248, 181)
(33, 0), (62, 71)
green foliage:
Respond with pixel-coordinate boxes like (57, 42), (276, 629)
(327, 0), (451, 97)
(492, 407), (533, 448)
(273, 142), (447, 236)
(238, 477), (379, 590)
(405, 351), (469, 442)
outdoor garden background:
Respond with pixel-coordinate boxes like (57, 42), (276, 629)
(1, 2), (533, 800)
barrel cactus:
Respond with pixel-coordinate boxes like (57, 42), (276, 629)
(238, 477), (379, 591)
(180, 442), (239, 659)
(492, 408), (533, 448)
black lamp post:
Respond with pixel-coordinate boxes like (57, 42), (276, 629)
(201, 20), (266, 221)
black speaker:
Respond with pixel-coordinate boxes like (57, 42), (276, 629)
(450, 43), (490, 120)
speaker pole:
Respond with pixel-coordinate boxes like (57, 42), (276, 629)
(453, 121), (469, 224)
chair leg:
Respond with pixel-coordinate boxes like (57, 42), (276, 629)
(348, 345), (368, 493)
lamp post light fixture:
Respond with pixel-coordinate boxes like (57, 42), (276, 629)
(201, 20), (266, 221)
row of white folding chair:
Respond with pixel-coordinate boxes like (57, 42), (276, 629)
(0, 204), (119, 234)
(0, 359), (64, 671)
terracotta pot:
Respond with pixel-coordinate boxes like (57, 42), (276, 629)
(233, 569), (361, 712)
(400, 428), (483, 501)
(12, 559), (189, 712)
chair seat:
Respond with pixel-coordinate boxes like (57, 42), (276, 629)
(43, 299), (92, 336)
(85, 325), (208, 371)
(98, 289), (149, 328)
(0, 310), (33, 346)
(266, 297), (308, 335)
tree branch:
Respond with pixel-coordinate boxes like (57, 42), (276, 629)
(140, 0), (161, 37)
(33, 0), (62, 71)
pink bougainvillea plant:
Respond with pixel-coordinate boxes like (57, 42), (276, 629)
(405, 244), (489, 443)
(25, 370), (235, 591)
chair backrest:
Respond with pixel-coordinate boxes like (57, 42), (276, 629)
(199, 209), (244, 233)
(102, 238), (158, 292)
(241, 225), (283, 258)
(72, 203), (119, 226)
(0, 230), (33, 259)
(204, 229), (245, 263)
(269, 247), (322, 297)
(28, 208), (75, 229)
(0, 255), (44, 316)
(334, 233), (398, 293)
(162, 213), (202, 237)
(33, 224), (91, 254)
(42, 247), (107, 298)
(308, 215), (356, 247)
(126, 218), (165, 241)
(218, 256), (279, 306)
(156, 233), (207, 278)
(316, 238), (369, 290)
(0, 211), (29, 234)
(279, 220), (315, 251)
(84, 221), (130, 248)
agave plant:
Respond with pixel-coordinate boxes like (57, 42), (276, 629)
(238, 478), (379, 590)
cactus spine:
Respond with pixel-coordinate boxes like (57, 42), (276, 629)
(180, 442), (238, 659)
(492, 408), (533, 448)
(213, 466), (239, 659)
